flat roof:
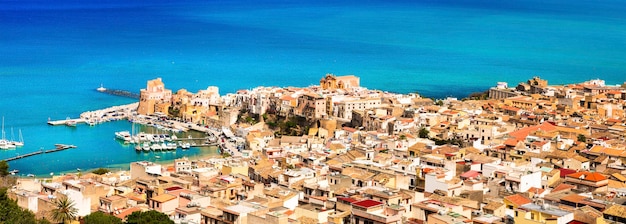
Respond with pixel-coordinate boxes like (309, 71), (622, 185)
(519, 203), (571, 217)
(352, 199), (383, 208)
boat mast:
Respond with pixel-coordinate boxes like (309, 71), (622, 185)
(1, 117), (5, 140)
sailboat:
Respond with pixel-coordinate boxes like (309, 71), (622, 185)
(0, 117), (16, 150)
(10, 128), (23, 147)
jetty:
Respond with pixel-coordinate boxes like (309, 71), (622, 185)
(96, 85), (140, 99)
(47, 118), (85, 126)
(3, 144), (77, 162)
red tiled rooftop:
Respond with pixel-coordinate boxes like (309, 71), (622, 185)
(552, 183), (576, 193)
(509, 122), (557, 141)
(504, 138), (519, 146)
(460, 170), (480, 179)
(352, 199), (383, 208)
(504, 194), (532, 206)
(567, 171), (607, 182)
(115, 207), (142, 220)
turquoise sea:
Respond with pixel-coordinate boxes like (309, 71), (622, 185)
(1, 0), (625, 175)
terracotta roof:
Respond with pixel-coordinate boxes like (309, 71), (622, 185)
(552, 183), (576, 193)
(504, 194), (531, 207)
(508, 122), (557, 141)
(527, 187), (545, 195)
(115, 207), (142, 220)
(503, 138), (519, 146)
(352, 199), (383, 208)
(566, 171), (607, 182)
(561, 194), (588, 204)
(460, 170), (480, 179)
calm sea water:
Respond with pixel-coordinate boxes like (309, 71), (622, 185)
(1, 0), (625, 175)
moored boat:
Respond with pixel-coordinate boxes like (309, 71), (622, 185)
(115, 131), (132, 142)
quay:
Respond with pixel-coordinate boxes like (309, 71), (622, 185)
(97, 85), (140, 99)
(3, 144), (77, 162)
(47, 118), (85, 126)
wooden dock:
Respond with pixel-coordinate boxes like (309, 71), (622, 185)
(3, 144), (77, 162)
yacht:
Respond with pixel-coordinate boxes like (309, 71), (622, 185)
(115, 131), (132, 142)
(0, 117), (16, 149)
(11, 129), (24, 147)
(142, 143), (151, 151)
(0, 139), (15, 150)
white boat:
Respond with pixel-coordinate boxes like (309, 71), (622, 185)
(151, 143), (162, 150)
(0, 139), (15, 150)
(166, 142), (177, 150)
(11, 129), (23, 147)
(0, 118), (16, 149)
(142, 143), (151, 151)
(115, 131), (132, 142)
(180, 142), (191, 149)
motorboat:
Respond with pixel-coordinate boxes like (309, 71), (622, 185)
(115, 131), (132, 142)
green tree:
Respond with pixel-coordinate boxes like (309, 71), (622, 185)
(91, 168), (110, 175)
(50, 196), (78, 224)
(0, 187), (50, 224)
(83, 211), (122, 224)
(418, 128), (429, 138)
(435, 100), (444, 106)
(399, 135), (407, 140)
(577, 134), (587, 143)
(125, 210), (174, 224)
(0, 160), (9, 177)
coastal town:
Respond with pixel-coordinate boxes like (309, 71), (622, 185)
(5, 74), (626, 224)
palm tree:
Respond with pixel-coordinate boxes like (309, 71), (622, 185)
(50, 196), (78, 224)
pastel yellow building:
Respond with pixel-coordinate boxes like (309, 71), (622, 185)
(137, 78), (173, 115)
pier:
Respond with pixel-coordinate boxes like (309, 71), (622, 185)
(3, 144), (77, 162)
(97, 86), (140, 99)
(47, 118), (85, 126)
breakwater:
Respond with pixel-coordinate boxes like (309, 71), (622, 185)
(3, 144), (77, 162)
(97, 86), (140, 99)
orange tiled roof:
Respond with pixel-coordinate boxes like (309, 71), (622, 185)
(504, 138), (519, 146)
(567, 171), (607, 182)
(509, 122), (557, 141)
(504, 194), (532, 206)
